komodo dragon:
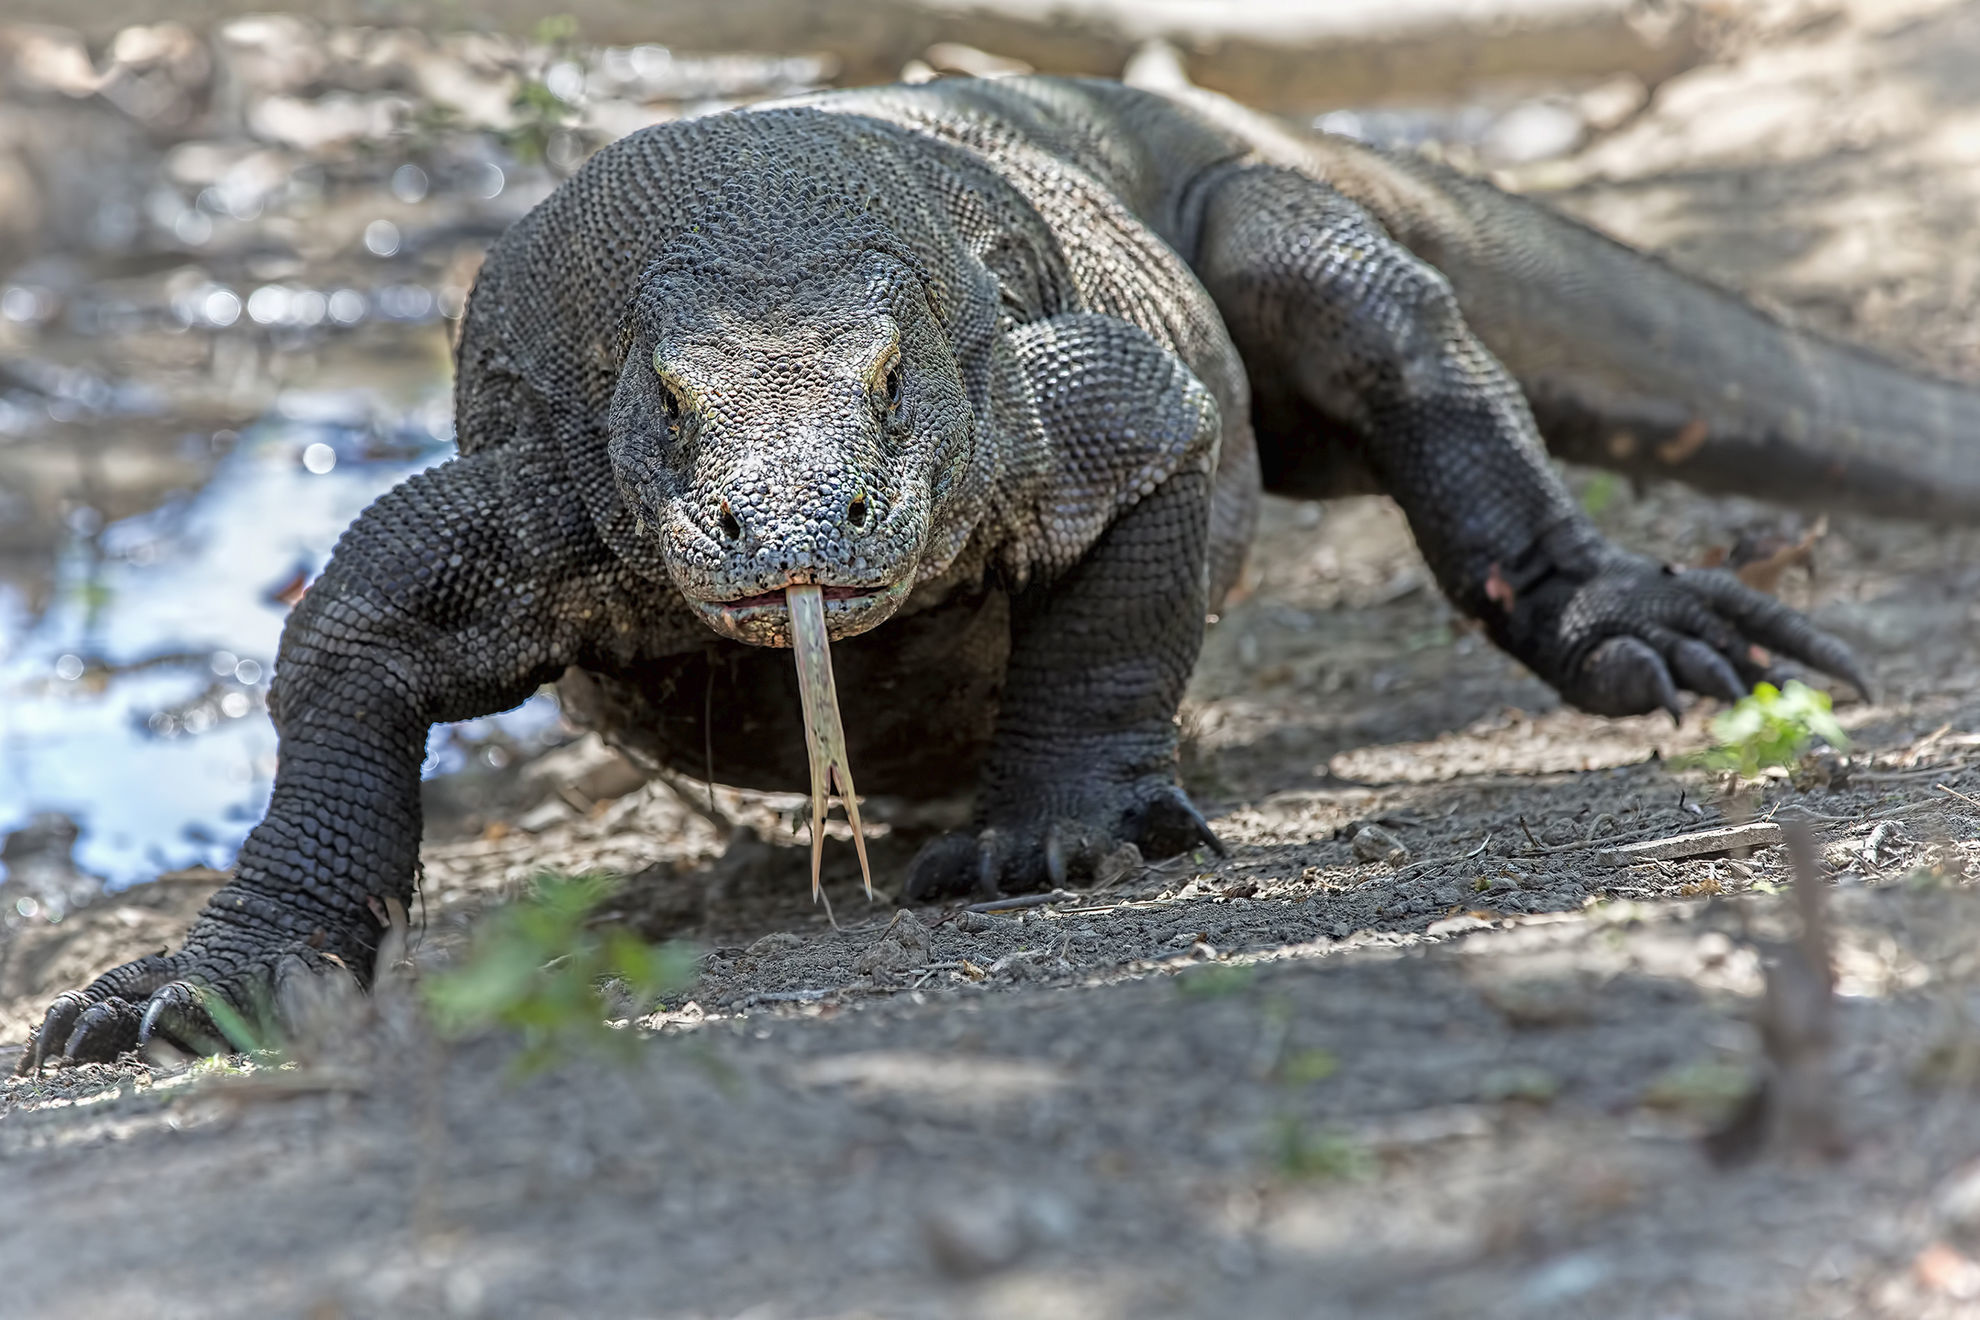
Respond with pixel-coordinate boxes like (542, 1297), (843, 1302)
(31, 75), (1978, 1065)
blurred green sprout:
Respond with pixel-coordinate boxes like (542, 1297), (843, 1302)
(1579, 471), (1624, 518)
(1269, 1116), (1374, 1181)
(505, 82), (578, 166)
(1696, 680), (1848, 779)
(424, 872), (696, 1073)
(1175, 963), (1258, 998)
(199, 989), (281, 1058)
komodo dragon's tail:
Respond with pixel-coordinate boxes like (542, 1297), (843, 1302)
(1312, 142), (1980, 524)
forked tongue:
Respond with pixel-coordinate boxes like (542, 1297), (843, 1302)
(786, 584), (873, 903)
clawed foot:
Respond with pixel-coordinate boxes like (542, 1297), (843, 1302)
(903, 779), (1224, 901)
(1504, 551), (1871, 720)
(26, 942), (359, 1070)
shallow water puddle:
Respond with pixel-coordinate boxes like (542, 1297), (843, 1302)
(0, 388), (557, 893)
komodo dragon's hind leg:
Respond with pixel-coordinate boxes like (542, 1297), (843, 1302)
(29, 447), (618, 1066)
(1189, 162), (1870, 713)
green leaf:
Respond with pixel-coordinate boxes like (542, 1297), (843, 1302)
(1269, 1116), (1374, 1181)
(1693, 679), (1847, 778)
(1175, 963), (1257, 998)
(199, 987), (277, 1057)
(1580, 471), (1623, 517)
(1282, 1048), (1339, 1085)
(422, 872), (697, 1073)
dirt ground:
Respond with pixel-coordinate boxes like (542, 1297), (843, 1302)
(5, 2), (1980, 1316)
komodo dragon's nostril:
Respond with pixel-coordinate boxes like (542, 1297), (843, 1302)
(718, 498), (742, 541)
(846, 491), (869, 529)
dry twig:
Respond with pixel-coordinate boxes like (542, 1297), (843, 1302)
(1705, 819), (1846, 1164)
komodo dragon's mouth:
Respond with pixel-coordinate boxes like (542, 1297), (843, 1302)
(693, 577), (911, 649)
(719, 583), (875, 610)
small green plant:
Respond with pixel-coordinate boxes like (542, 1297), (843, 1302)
(199, 988), (283, 1058)
(1269, 1116), (1375, 1181)
(424, 873), (697, 1073)
(1579, 471), (1624, 518)
(1175, 962), (1257, 999)
(1695, 680), (1848, 778)
(503, 14), (586, 167)
(1639, 1058), (1757, 1122)
(1280, 1047), (1340, 1085)
(1478, 1064), (1561, 1104)
(505, 80), (577, 165)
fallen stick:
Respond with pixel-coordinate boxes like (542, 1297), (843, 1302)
(1705, 819), (1845, 1164)
(1514, 821), (1673, 857)
(1936, 782), (1980, 812)
(964, 890), (1077, 914)
(748, 989), (834, 1004)
(1769, 799), (1945, 826)
(1598, 821), (1783, 864)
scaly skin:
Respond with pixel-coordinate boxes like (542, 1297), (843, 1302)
(1140, 79), (1980, 522)
(37, 74), (1951, 1065)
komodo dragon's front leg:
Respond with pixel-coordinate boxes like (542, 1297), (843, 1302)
(905, 314), (1227, 900)
(31, 445), (622, 1064)
(1192, 164), (1869, 713)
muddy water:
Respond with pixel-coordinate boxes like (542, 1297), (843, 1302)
(0, 157), (548, 900)
(0, 380), (571, 894)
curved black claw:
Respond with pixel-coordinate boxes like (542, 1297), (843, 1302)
(903, 781), (1223, 902)
(140, 982), (232, 1058)
(903, 831), (988, 902)
(31, 992), (145, 1067)
(1683, 569), (1875, 702)
(1578, 636), (1682, 722)
(1128, 783), (1229, 859)
(1666, 635), (1747, 704)
(27, 992), (88, 1070)
(25, 951), (186, 1070)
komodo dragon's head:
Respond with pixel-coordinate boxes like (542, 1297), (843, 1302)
(603, 171), (994, 900)
(605, 182), (983, 652)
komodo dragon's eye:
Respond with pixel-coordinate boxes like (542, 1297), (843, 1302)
(877, 351), (903, 413)
(651, 350), (686, 426)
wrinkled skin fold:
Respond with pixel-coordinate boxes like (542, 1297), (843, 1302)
(33, 72), (1935, 1067)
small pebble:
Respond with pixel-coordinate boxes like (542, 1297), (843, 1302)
(1938, 1161), (1980, 1241)
(955, 910), (1011, 935)
(1352, 823), (1411, 866)
(924, 1190), (1029, 1278)
(855, 910), (934, 974)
